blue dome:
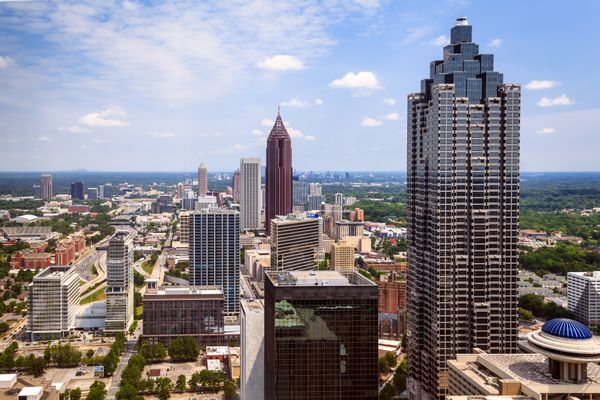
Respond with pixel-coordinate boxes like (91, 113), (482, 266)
(541, 318), (593, 340)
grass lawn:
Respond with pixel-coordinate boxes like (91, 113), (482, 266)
(135, 306), (143, 318)
(141, 260), (154, 275)
(80, 286), (106, 305)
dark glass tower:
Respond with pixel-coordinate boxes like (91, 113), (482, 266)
(70, 181), (84, 201)
(264, 270), (379, 400)
(265, 111), (292, 235)
(406, 17), (520, 400)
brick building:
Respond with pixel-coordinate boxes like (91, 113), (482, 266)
(54, 234), (86, 265)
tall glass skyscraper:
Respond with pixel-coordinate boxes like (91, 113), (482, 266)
(406, 17), (520, 400)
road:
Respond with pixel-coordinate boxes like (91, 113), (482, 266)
(79, 251), (107, 295)
(107, 338), (138, 400)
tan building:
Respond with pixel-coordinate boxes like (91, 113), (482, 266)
(197, 162), (208, 196)
(335, 220), (364, 241)
(178, 211), (190, 244)
(331, 241), (354, 271)
(344, 235), (372, 253)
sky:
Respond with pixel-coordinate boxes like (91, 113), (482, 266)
(1, 0), (599, 172)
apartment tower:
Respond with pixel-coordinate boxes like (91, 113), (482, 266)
(40, 174), (53, 200)
(240, 158), (261, 231)
(105, 231), (134, 333)
(406, 17), (520, 400)
(270, 212), (321, 272)
(197, 162), (208, 196)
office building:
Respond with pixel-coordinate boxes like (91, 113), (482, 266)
(241, 299), (264, 400)
(265, 111), (292, 235)
(233, 169), (241, 203)
(334, 193), (344, 205)
(87, 187), (98, 200)
(40, 174), (52, 200)
(33, 184), (41, 200)
(407, 17), (520, 400)
(198, 162), (208, 196)
(189, 208), (240, 314)
(308, 182), (322, 196)
(105, 231), (134, 333)
(264, 270), (379, 399)
(568, 271), (600, 327)
(447, 319), (600, 399)
(331, 241), (355, 271)
(157, 194), (174, 213)
(179, 211), (190, 244)
(321, 203), (343, 223)
(103, 183), (113, 199)
(292, 180), (309, 211)
(143, 281), (225, 347)
(195, 195), (217, 211)
(307, 194), (325, 211)
(97, 185), (105, 199)
(70, 182), (84, 201)
(270, 212), (321, 272)
(27, 266), (80, 341)
(335, 220), (364, 241)
(350, 207), (365, 222)
(240, 158), (261, 231)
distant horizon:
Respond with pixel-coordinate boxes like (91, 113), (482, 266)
(2, 170), (600, 174)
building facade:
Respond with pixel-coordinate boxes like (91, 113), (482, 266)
(568, 271), (600, 327)
(198, 162), (208, 196)
(70, 182), (84, 201)
(189, 208), (240, 314)
(40, 174), (53, 200)
(331, 241), (355, 271)
(232, 168), (241, 203)
(270, 212), (321, 272)
(105, 231), (134, 334)
(292, 180), (309, 211)
(335, 220), (364, 241)
(27, 266), (80, 341)
(407, 17), (520, 400)
(241, 299), (264, 400)
(264, 270), (379, 400)
(178, 211), (190, 244)
(265, 112), (292, 235)
(240, 158), (261, 231)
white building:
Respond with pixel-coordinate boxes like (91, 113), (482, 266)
(568, 271), (600, 326)
(240, 158), (261, 231)
(270, 212), (321, 272)
(105, 231), (134, 333)
(241, 299), (264, 400)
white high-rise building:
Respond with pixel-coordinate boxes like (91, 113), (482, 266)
(198, 162), (208, 196)
(105, 231), (134, 333)
(240, 158), (261, 231)
(568, 271), (600, 327)
(270, 212), (321, 272)
(241, 299), (264, 400)
(27, 266), (80, 341)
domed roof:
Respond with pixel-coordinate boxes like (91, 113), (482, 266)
(542, 318), (593, 340)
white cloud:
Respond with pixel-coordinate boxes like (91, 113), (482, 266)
(525, 80), (560, 90)
(385, 112), (400, 121)
(151, 131), (177, 138)
(401, 26), (432, 44)
(281, 98), (310, 107)
(361, 117), (383, 127)
(78, 106), (130, 127)
(382, 98), (396, 106)
(257, 55), (304, 71)
(0, 56), (15, 69)
(329, 71), (382, 90)
(428, 35), (449, 46)
(287, 127), (316, 141)
(58, 125), (90, 133)
(315, 98), (323, 105)
(487, 38), (502, 48)
(38, 136), (51, 141)
(537, 94), (573, 107)
(536, 127), (556, 135)
(251, 129), (265, 136)
(261, 118), (275, 127)
(304, 135), (316, 141)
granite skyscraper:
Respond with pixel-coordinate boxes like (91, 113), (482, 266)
(406, 17), (520, 400)
(265, 111), (292, 235)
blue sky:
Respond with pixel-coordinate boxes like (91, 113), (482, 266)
(1, 0), (599, 172)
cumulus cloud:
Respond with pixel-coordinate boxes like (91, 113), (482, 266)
(0, 56), (15, 69)
(251, 129), (265, 136)
(257, 55), (304, 71)
(261, 118), (275, 127)
(487, 38), (502, 48)
(151, 131), (177, 138)
(329, 71), (382, 90)
(304, 135), (316, 141)
(428, 35), (449, 46)
(38, 136), (51, 141)
(281, 98), (310, 107)
(536, 127), (556, 135)
(286, 126), (316, 141)
(537, 94), (573, 107)
(58, 125), (90, 133)
(361, 117), (383, 127)
(315, 98), (323, 105)
(385, 112), (400, 121)
(525, 80), (560, 90)
(382, 98), (396, 106)
(78, 106), (130, 127)
(401, 26), (432, 44)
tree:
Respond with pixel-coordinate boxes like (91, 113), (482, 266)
(223, 379), (239, 399)
(86, 349), (95, 359)
(168, 337), (199, 362)
(384, 351), (397, 369)
(393, 359), (408, 392)
(134, 292), (143, 308)
(175, 374), (187, 392)
(140, 341), (166, 363)
(518, 307), (534, 321)
(86, 380), (107, 400)
(380, 383), (395, 400)
(23, 354), (46, 377)
(101, 351), (119, 375)
(188, 372), (201, 392)
(154, 377), (173, 400)
(378, 357), (390, 374)
(0, 322), (8, 334)
(115, 384), (141, 400)
(69, 388), (82, 400)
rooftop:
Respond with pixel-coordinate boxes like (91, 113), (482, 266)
(147, 285), (223, 297)
(267, 270), (376, 287)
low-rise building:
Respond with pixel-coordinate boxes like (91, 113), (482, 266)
(331, 241), (355, 271)
(54, 234), (86, 265)
(335, 220), (364, 241)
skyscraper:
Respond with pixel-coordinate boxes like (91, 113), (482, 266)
(265, 111), (292, 235)
(189, 208), (240, 314)
(70, 182), (84, 201)
(270, 212), (321, 272)
(406, 17), (520, 400)
(198, 162), (208, 196)
(264, 270), (379, 399)
(232, 168), (241, 203)
(292, 179), (309, 211)
(240, 158), (261, 231)
(105, 231), (134, 334)
(40, 174), (52, 200)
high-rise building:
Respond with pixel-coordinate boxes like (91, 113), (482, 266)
(105, 231), (134, 334)
(179, 211), (190, 244)
(334, 193), (344, 205)
(240, 158), (261, 231)
(331, 241), (355, 271)
(232, 168), (241, 203)
(292, 180), (309, 211)
(335, 220), (364, 241)
(189, 208), (240, 314)
(70, 182), (84, 201)
(103, 183), (113, 199)
(265, 111), (292, 235)
(40, 174), (53, 200)
(27, 265), (80, 341)
(33, 184), (41, 200)
(97, 185), (105, 199)
(264, 270), (379, 399)
(350, 207), (365, 222)
(240, 299), (264, 400)
(198, 162), (208, 196)
(568, 271), (600, 327)
(87, 187), (98, 200)
(407, 17), (520, 400)
(308, 182), (322, 196)
(270, 212), (321, 272)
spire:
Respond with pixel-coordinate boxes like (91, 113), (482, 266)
(268, 109), (290, 139)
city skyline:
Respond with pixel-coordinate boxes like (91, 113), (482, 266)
(1, 1), (599, 172)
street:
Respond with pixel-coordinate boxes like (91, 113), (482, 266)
(107, 338), (138, 400)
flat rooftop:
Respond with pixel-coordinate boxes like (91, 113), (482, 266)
(147, 285), (223, 297)
(267, 270), (376, 287)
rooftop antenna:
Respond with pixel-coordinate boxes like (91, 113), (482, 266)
(277, 105), (281, 116)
